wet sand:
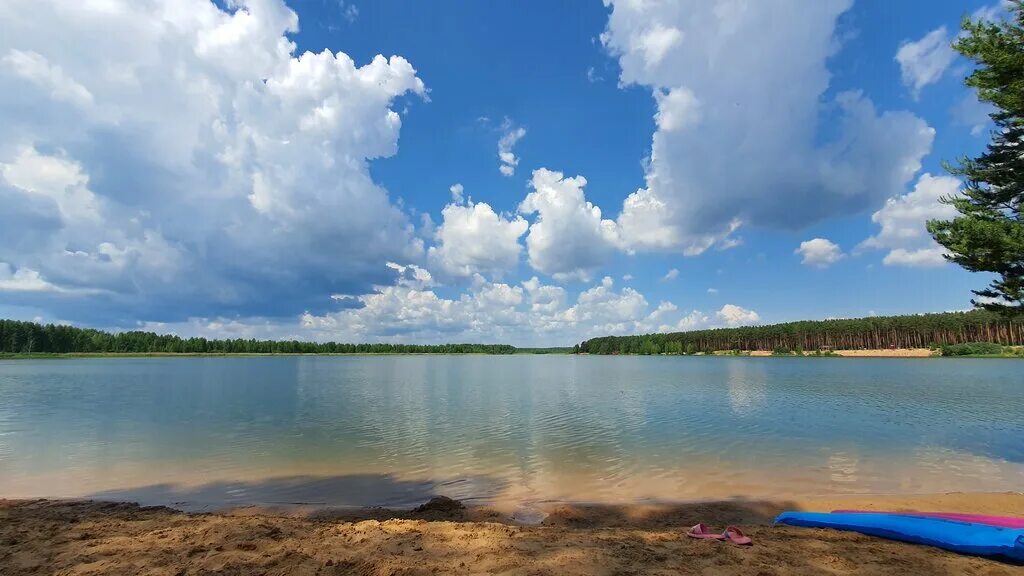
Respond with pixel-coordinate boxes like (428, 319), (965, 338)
(2, 492), (1022, 575)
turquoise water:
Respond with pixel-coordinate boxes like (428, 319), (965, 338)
(1, 356), (1021, 510)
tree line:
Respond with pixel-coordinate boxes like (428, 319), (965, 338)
(0, 319), (516, 355)
(575, 310), (1024, 355)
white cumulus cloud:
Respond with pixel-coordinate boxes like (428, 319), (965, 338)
(661, 303), (759, 332)
(882, 248), (949, 268)
(674, 310), (712, 331)
(428, 186), (528, 279)
(563, 276), (647, 326)
(519, 168), (621, 282)
(795, 238), (845, 268)
(716, 304), (760, 327)
(498, 118), (526, 177)
(896, 27), (955, 98)
(859, 173), (959, 267)
(0, 263), (59, 292)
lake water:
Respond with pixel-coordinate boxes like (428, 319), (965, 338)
(1, 356), (1022, 511)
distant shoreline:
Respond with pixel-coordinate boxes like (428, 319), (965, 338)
(0, 351), (568, 359)
(2, 349), (1020, 359)
(596, 347), (1022, 359)
(745, 348), (935, 357)
(577, 310), (1024, 357)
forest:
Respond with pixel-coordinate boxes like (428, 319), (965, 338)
(0, 319), (516, 355)
(576, 310), (1024, 355)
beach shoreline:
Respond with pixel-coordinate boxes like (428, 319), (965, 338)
(744, 348), (939, 357)
(3, 492), (1022, 575)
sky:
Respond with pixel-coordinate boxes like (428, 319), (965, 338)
(0, 0), (1009, 346)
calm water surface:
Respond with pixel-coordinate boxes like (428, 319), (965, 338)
(1, 356), (1021, 510)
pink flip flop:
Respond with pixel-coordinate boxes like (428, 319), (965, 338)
(722, 526), (752, 545)
(686, 523), (725, 539)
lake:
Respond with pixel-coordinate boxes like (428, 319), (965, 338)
(1, 356), (1021, 511)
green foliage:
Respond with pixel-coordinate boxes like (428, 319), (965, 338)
(640, 340), (661, 355)
(0, 319), (517, 355)
(940, 342), (1006, 356)
(927, 1), (1024, 314)
(576, 310), (1024, 355)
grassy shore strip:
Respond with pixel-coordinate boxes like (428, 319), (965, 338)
(3, 494), (1022, 575)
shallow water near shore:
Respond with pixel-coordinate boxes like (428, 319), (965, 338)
(1, 355), (1022, 510)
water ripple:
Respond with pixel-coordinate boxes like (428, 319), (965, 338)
(0, 356), (1021, 507)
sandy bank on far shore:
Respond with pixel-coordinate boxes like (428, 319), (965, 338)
(832, 348), (936, 357)
(742, 349), (936, 357)
(2, 492), (1022, 575)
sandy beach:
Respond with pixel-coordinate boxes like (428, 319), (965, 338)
(744, 349), (938, 357)
(832, 349), (937, 358)
(2, 493), (1022, 575)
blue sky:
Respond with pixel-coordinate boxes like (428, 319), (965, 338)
(0, 0), (1007, 345)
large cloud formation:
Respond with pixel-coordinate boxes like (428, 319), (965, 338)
(0, 0), (961, 344)
(0, 0), (426, 323)
(284, 272), (762, 345)
(601, 0), (935, 254)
